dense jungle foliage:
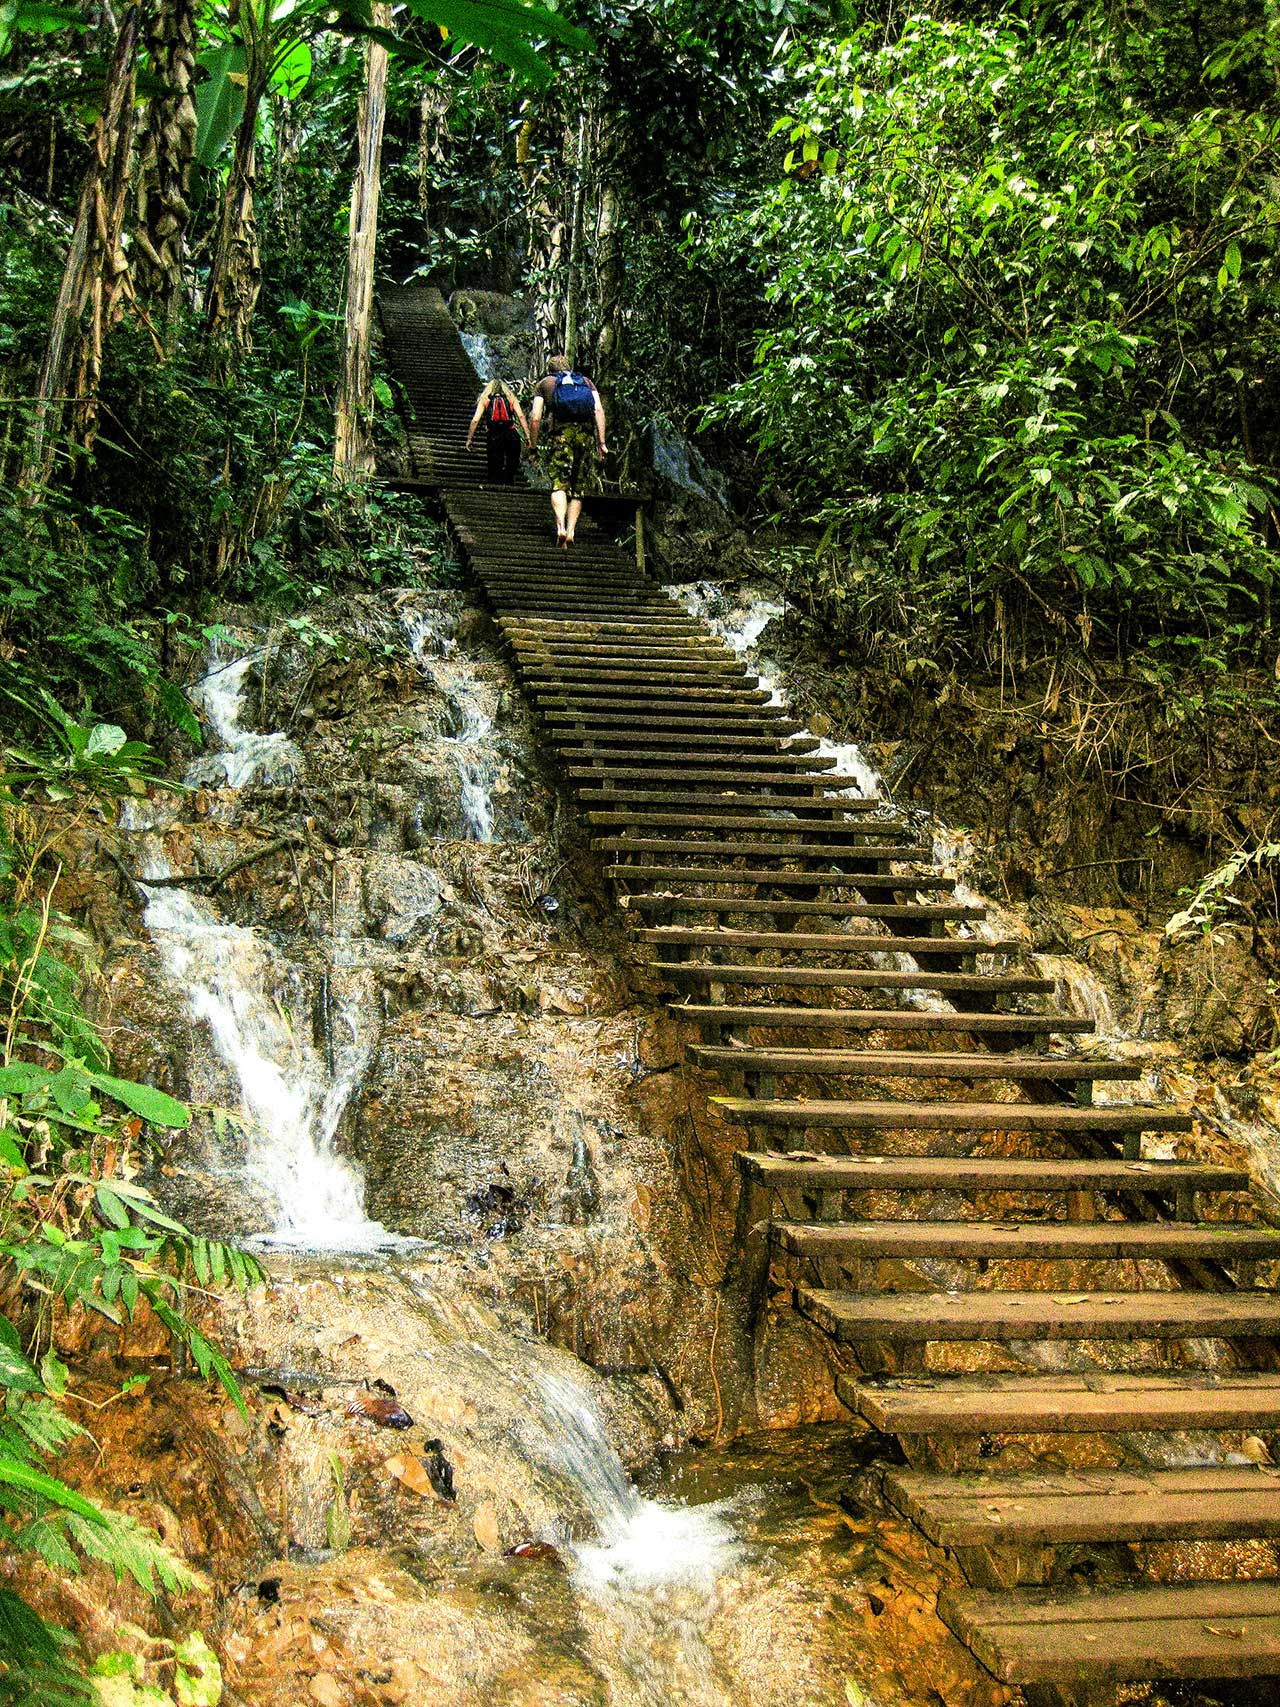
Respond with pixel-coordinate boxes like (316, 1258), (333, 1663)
(0, 0), (1277, 1690)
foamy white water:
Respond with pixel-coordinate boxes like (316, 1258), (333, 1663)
(185, 652), (302, 790)
(140, 872), (393, 1251)
(401, 602), (498, 842)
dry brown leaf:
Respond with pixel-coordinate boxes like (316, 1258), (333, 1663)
(384, 1453), (438, 1499)
(472, 1501), (502, 1552)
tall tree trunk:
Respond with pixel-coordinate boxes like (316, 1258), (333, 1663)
(333, 5), (391, 479)
(133, 0), (198, 338)
(24, 3), (141, 488)
(563, 112), (588, 366)
(418, 79), (451, 252)
(524, 109), (567, 369)
(205, 64), (269, 377)
(593, 112), (625, 381)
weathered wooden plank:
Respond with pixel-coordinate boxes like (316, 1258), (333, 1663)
(938, 1581), (1280, 1683)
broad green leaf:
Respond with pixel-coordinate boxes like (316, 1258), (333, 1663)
(85, 1071), (189, 1129)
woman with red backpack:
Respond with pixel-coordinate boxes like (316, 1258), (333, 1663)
(465, 378), (529, 484)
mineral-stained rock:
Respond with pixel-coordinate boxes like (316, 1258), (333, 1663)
(1156, 921), (1271, 1055)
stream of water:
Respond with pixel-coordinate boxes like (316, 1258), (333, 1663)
(122, 644), (394, 1251)
(402, 601), (498, 841)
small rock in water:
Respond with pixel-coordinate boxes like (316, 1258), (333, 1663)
(535, 893), (559, 916)
(561, 1132), (601, 1225)
(422, 1438), (456, 1502)
(505, 1540), (560, 1564)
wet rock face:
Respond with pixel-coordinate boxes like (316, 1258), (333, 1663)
(1156, 922), (1273, 1056)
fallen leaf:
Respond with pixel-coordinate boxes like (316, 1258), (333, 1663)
(472, 1501), (502, 1552)
(1205, 1625), (1246, 1639)
(384, 1454), (442, 1499)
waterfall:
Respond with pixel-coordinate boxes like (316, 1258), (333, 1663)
(124, 644), (393, 1250)
(184, 651), (302, 790)
(523, 1368), (740, 1707)
(401, 602), (499, 842)
(139, 874), (392, 1251)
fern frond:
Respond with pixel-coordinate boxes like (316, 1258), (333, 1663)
(64, 1509), (205, 1597)
(0, 1587), (91, 1707)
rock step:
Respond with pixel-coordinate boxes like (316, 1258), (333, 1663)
(647, 930), (1015, 955)
(841, 1371), (1280, 1435)
(661, 965), (1054, 993)
(736, 1151), (1236, 1191)
(888, 1465), (1280, 1547)
(774, 1219), (1275, 1261)
(936, 1580), (1280, 1685)
(599, 837), (931, 859)
(610, 865), (956, 891)
(589, 814), (916, 838)
(717, 1095), (1186, 1130)
(623, 895), (986, 921)
(690, 1045), (1136, 1079)
(797, 1285), (1280, 1343)
(677, 1004), (1091, 1035)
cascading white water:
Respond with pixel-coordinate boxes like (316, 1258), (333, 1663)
(524, 1368), (740, 1707)
(139, 874), (393, 1250)
(401, 603), (499, 842)
(124, 645), (393, 1250)
(184, 651), (302, 790)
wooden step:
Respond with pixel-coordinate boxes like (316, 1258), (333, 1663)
(659, 965), (1053, 994)
(589, 813), (911, 838)
(887, 1464), (1280, 1547)
(937, 1579), (1280, 1684)
(623, 896), (984, 922)
(841, 1371), (1280, 1435)
(559, 734), (827, 756)
(736, 1151), (1244, 1193)
(578, 792), (879, 814)
(773, 1219), (1278, 1261)
(601, 838), (931, 860)
(529, 683), (773, 706)
(574, 768), (866, 790)
(691, 1046), (1137, 1080)
(714, 1095), (1188, 1131)
(645, 930), (1013, 956)
(797, 1285), (1280, 1343)
(675, 1004), (1090, 1035)
(542, 711), (807, 734)
(610, 866), (956, 892)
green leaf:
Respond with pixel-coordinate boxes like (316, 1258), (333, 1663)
(193, 40), (247, 168)
(94, 1185), (130, 1231)
(83, 724), (126, 760)
(0, 1456), (107, 1523)
(84, 1072), (189, 1129)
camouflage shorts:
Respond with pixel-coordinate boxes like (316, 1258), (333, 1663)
(542, 425), (599, 498)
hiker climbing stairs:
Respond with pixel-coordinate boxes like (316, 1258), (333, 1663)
(381, 286), (1280, 1693)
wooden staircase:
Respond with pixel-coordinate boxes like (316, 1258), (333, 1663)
(381, 286), (1280, 1694)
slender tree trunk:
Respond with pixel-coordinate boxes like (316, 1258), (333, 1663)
(418, 79), (451, 252)
(133, 0), (198, 338)
(563, 112), (588, 366)
(333, 4), (391, 479)
(205, 64), (269, 377)
(593, 112), (625, 381)
(525, 110), (567, 369)
(24, 3), (141, 489)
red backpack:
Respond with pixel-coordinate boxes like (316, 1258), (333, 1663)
(487, 391), (513, 428)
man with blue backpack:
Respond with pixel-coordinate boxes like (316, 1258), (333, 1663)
(527, 355), (608, 547)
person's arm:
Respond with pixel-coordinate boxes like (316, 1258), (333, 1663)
(593, 392), (607, 458)
(464, 385), (491, 450)
(528, 392), (546, 454)
(504, 383), (531, 441)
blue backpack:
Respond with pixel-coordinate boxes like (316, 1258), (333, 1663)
(551, 370), (596, 423)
